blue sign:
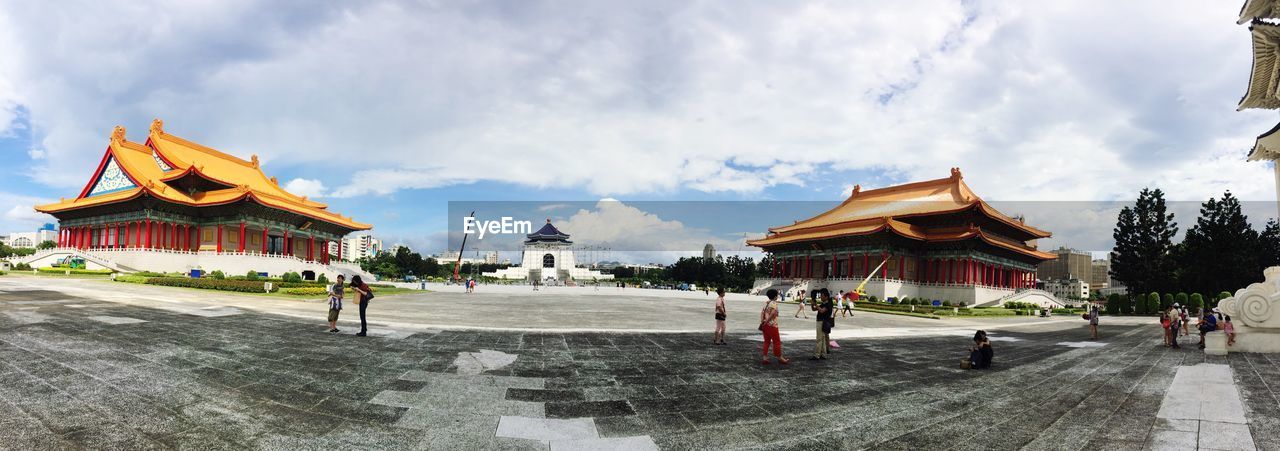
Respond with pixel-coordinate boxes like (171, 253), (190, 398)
(932, 300), (942, 307)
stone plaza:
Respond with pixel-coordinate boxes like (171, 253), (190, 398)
(0, 275), (1278, 450)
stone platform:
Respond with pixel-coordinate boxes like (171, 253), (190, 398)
(0, 279), (1278, 450)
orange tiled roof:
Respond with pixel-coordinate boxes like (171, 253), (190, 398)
(747, 168), (1053, 260)
(35, 120), (371, 231)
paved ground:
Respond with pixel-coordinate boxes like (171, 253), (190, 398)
(0, 276), (1277, 450)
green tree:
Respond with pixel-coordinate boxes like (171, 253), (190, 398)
(1110, 188), (1178, 297)
(36, 240), (56, 250)
(1190, 293), (1205, 310)
(316, 273), (329, 284)
(245, 270), (259, 281)
(1177, 192), (1264, 296)
(1174, 292), (1188, 308)
(1262, 219), (1280, 268)
(1147, 293), (1161, 315)
(1162, 293), (1174, 310)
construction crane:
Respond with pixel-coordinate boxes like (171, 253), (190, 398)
(849, 257), (890, 301)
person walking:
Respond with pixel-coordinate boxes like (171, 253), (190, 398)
(811, 289), (834, 360)
(327, 275), (345, 333)
(1088, 306), (1099, 340)
(794, 290), (809, 319)
(759, 289), (789, 365)
(350, 275), (374, 337)
(713, 287), (727, 345)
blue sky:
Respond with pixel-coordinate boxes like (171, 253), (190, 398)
(0, 1), (1277, 262)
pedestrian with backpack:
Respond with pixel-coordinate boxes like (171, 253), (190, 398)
(350, 275), (375, 337)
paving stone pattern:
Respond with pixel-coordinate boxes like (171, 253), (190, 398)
(1, 287), (1278, 450)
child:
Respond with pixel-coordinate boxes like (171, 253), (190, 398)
(327, 274), (345, 333)
(1225, 315), (1236, 346)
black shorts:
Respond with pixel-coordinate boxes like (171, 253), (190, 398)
(715, 313), (726, 321)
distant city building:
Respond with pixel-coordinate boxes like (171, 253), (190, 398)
(1044, 278), (1090, 300)
(1090, 258), (1111, 291)
(1037, 247), (1092, 283)
(483, 251), (500, 264)
(6, 230), (58, 248)
(330, 234), (382, 262)
(703, 243), (716, 260)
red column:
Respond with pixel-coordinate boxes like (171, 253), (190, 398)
(142, 219), (151, 249)
(308, 236), (315, 261)
(880, 252), (888, 278)
(238, 222), (246, 253)
(216, 224), (223, 253)
(262, 228), (269, 254)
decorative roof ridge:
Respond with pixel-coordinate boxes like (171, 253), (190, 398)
(847, 167), (965, 200)
(149, 123), (257, 169)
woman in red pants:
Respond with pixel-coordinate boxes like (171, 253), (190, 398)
(760, 289), (790, 365)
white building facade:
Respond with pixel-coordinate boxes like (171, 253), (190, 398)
(6, 230), (58, 248)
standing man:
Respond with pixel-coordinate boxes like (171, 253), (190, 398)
(811, 289), (834, 360)
(327, 275), (345, 333)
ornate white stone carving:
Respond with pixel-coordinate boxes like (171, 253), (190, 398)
(1219, 266), (1280, 328)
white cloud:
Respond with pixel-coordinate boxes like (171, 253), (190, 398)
(0, 0), (1273, 207)
(282, 178), (326, 198)
(0, 192), (54, 234)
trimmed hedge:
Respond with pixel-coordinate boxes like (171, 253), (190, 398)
(114, 275), (150, 284)
(145, 277), (277, 293)
(36, 266), (113, 275)
(282, 287), (330, 296)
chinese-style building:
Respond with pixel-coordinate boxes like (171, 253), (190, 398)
(26, 119), (372, 280)
(483, 220), (613, 283)
(747, 168), (1060, 306)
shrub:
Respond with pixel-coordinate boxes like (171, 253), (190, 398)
(1162, 293), (1175, 309)
(145, 277), (276, 293)
(1106, 293), (1120, 314)
(1190, 293), (1204, 310)
(14, 263), (32, 271)
(282, 272), (303, 283)
(245, 271), (260, 281)
(867, 295), (878, 303)
(114, 275), (150, 284)
(316, 273), (329, 284)
(1218, 291), (1233, 301)
(942, 300), (953, 307)
(1174, 292), (1188, 307)
(209, 270), (226, 280)
(36, 266), (113, 275)
(282, 287), (330, 296)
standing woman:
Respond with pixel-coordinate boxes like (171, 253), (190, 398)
(713, 287), (727, 345)
(1088, 305), (1100, 340)
(760, 289), (789, 365)
(350, 275), (374, 337)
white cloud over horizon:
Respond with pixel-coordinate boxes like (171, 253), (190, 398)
(0, 0), (1275, 215)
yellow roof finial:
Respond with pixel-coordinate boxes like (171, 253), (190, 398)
(150, 118), (164, 135)
(251, 154), (260, 168)
(111, 125), (126, 143)
(951, 167), (962, 179)
(852, 184), (861, 196)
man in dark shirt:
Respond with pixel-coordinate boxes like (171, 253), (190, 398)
(811, 288), (835, 360)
